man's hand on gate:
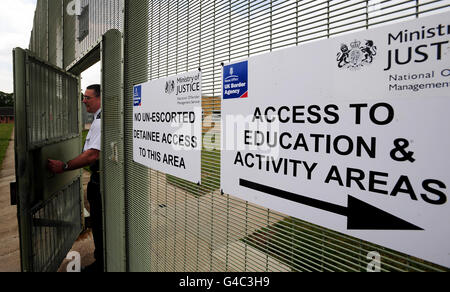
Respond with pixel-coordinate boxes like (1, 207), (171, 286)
(47, 159), (65, 174)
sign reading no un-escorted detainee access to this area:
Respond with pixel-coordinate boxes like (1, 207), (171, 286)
(221, 11), (450, 268)
(133, 71), (202, 184)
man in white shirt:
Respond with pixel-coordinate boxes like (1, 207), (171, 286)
(47, 84), (103, 272)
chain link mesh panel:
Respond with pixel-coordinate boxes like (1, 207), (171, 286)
(124, 0), (450, 272)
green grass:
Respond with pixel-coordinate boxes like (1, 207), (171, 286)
(0, 124), (14, 169)
(166, 148), (221, 198)
(82, 130), (89, 145)
(241, 217), (450, 272)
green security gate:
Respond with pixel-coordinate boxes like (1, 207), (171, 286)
(13, 48), (83, 272)
(65, 28), (126, 272)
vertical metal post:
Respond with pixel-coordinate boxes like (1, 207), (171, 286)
(13, 48), (33, 272)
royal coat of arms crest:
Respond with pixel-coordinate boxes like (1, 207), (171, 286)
(337, 40), (377, 70)
(165, 80), (175, 94)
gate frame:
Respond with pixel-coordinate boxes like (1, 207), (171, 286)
(65, 29), (126, 273)
(13, 47), (83, 272)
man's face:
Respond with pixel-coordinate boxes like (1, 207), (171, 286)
(82, 89), (101, 114)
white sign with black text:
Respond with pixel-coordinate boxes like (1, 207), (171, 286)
(221, 12), (450, 268)
(133, 71), (202, 184)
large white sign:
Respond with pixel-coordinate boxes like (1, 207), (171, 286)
(221, 12), (450, 268)
(133, 71), (202, 184)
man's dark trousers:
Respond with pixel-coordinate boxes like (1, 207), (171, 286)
(87, 170), (104, 271)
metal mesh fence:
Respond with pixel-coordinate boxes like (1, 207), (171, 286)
(101, 29), (126, 272)
(26, 0), (450, 272)
(26, 54), (79, 150)
(76, 0), (123, 63)
(29, 0), (123, 70)
(31, 179), (82, 272)
(48, 1), (63, 68)
(124, 0), (450, 272)
(124, 1), (151, 271)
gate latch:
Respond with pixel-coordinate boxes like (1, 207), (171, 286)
(10, 182), (17, 206)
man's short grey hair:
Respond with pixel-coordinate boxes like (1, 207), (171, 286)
(87, 84), (101, 97)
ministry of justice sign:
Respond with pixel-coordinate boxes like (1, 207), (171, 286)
(221, 12), (450, 268)
(133, 71), (202, 184)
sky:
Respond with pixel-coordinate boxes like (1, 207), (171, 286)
(0, 0), (100, 93)
(0, 0), (36, 93)
(81, 63), (101, 92)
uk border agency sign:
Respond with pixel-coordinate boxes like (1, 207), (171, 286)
(223, 60), (248, 99)
(221, 12), (450, 268)
(133, 71), (202, 184)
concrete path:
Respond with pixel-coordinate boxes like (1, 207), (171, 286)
(0, 130), (20, 272)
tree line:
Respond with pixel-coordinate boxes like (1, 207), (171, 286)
(0, 91), (13, 107)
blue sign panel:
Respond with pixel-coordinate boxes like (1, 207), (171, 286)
(134, 85), (142, 107)
(223, 61), (248, 99)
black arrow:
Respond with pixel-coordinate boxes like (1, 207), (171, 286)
(240, 179), (423, 231)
